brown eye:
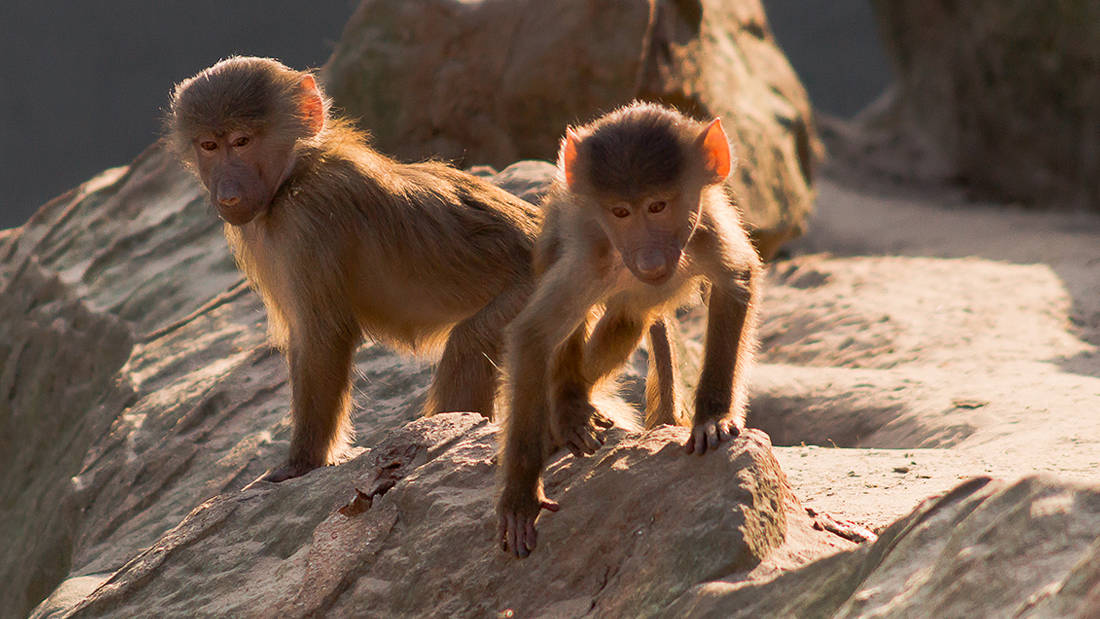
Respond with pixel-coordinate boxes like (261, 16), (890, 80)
(648, 201), (667, 213)
(611, 206), (630, 218)
(232, 136), (250, 147)
(200, 141), (217, 151)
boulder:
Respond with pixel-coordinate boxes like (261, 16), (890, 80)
(744, 176), (1100, 529)
(667, 475), (1100, 617)
(0, 245), (133, 616)
(468, 160), (558, 206)
(44, 417), (851, 618)
(322, 0), (818, 258)
(867, 0), (1100, 208)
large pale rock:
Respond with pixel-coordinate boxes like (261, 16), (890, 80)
(0, 254), (132, 615)
(46, 416), (850, 617)
(322, 0), (817, 258)
(867, 0), (1100, 208)
(0, 151), (243, 619)
(667, 475), (1100, 617)
(742, 175), (1100, 533)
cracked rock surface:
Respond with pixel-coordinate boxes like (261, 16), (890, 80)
(51, 416), (851, 618)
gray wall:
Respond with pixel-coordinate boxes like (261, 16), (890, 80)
(762, 0), (892, 117)
(0, 1), (356, 229)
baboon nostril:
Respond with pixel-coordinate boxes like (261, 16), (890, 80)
(217, 179), (244, 207)
(636, 252), (668, 277)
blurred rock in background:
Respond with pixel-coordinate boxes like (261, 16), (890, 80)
(323, 0), (818, 259)
(854, 0), (1100, 208)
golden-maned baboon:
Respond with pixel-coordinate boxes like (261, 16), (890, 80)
(168, 56), (548, 482)
(498, 102), (761, 557)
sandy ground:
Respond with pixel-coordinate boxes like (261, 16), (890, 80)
(747, 170), (1100, 530)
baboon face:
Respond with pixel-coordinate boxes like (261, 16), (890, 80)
(170, 58), (325, 226)
(192, 126), (293, 226)
(595, 190), (699, 286)
(560, 106), (731, 287)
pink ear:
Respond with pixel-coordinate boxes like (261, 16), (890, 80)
(298, 74), (325, 137)
(561, 129), (581, 190)
(699, 118), (731, 181)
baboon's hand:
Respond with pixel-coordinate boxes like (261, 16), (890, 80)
(497, 488), (560, 558)
(261, 461), (321, 483)
(685, 416), (741, 455)
(553, 400), (614, 457)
